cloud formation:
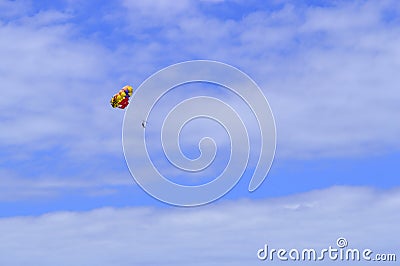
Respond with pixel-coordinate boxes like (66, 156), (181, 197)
(2, 0), (399, 158)
(0, 186), (398, 265)
(1, 0), (399, 202)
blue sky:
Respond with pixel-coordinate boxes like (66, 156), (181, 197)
(0, 0), (399, 265)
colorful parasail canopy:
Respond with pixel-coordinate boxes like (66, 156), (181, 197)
(110, 85), (133, 109)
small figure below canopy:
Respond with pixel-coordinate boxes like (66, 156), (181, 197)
(110, 85), (134, 109)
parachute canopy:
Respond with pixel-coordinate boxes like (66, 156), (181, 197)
(110, 85), (133, 109)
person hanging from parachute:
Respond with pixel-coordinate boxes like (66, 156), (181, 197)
(110, 85), (134, 109)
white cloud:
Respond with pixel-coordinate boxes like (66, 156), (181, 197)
(0, 170), (133, 202)
(0, 0), (31, 19)
(115, 0), (400, 158)
(2, 0), (399, 159)
(122, 0), (191, 16)
(0, 8), (122, 156)
(1, 0), (400, 202)
(0, 186), (398, 265)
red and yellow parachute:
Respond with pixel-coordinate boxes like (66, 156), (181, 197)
(110, 85), (133, 109)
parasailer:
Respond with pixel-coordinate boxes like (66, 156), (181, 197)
(110, 85), (134, 109)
